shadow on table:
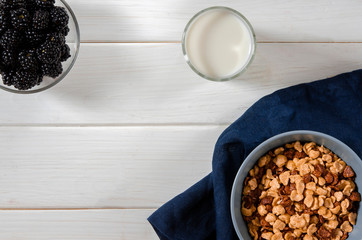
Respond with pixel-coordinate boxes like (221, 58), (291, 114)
(228, 38), (361, 91)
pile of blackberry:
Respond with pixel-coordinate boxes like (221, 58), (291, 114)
(0, 0), (71, 90)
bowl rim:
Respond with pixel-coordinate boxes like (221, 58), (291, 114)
(230, 130), (362, 239)
(0, 0), (81, 94)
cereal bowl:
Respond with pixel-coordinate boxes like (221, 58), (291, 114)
(230, 130), (362, 240)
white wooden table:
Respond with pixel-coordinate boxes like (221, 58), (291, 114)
(1, 0), (362, 239)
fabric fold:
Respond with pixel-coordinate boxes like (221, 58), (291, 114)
(148, 69), (362, 240)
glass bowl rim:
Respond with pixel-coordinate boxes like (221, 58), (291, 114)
(181, 6), (256, 82)
(0, 0), (81, 94)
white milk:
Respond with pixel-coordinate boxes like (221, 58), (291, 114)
(184, 8), (254, 79)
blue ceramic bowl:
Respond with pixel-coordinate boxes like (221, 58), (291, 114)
(230, 130), (362, 240)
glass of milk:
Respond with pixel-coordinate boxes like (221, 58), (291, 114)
(182, 6), (256, 81)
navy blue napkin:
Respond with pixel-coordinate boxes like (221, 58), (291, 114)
(148, 69), (362, 240)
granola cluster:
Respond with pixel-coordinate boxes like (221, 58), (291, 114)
(241, 141), (360, 240)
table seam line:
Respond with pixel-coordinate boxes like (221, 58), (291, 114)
(79, 41), (362, 44)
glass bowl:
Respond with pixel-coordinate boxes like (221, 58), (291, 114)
(0, 0), (80, 94)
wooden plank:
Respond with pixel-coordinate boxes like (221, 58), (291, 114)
(0, 126), (223, 208)
(0, 43), (361, 125)
(68, 0), (362, 42)
(0, 209), (157, 240)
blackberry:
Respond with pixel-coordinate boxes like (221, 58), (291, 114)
(0, 8), (8, 33)
(40, 61), (62, 78)
(13, 69), (41, 90)
(0, 61), (5, 72)
(10, 8), (29, 30)
(2, 49), (17, 66)
(36, 41), (61, 64)
(32, 9), (49, 30)
(46, 32), (65, 46)
(34, 0), (54, 9)
(0, 29), (21, 49)
(59, 44), (70, 62)
(24, 28), (45, 46)
(2, 69), (15, 86)
(0, 0), (71, 90)
(50, 6), (68, 29)
(59, 26), (69, 36)
(18, 49), (38, 70)
(1, 0), (25, 9)
(25, 0), (37, 13)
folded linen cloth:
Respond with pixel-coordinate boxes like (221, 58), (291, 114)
(148, 69), (362, 240)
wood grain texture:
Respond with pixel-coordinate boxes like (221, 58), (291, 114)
(0, 209), (158, 240)
(0, 43), (361, 125)
(0, 126), (224, 208)
(2, 1), (362, 239)
(68, 0), (362, 42)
